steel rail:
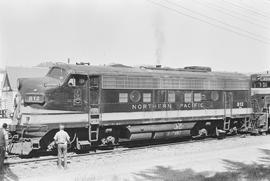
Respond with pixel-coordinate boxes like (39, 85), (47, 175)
(4, 135), (241, 166)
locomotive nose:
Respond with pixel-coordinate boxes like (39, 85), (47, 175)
(18, 77), (60, 104)
(18, 77), (60, 91)
(18, 77), (44, 92)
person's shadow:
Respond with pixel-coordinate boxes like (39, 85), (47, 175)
(0, 163), (19, 181)
(134, 148), (270, 181)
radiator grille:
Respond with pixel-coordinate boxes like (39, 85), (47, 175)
(102, 75), (249, 90)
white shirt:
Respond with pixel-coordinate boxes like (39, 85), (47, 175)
(3, 129), (8, 147)
(54, 130), (70, 145)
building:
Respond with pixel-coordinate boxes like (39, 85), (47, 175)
(0, 72), (5, 111)
(1, 66), (49, 114)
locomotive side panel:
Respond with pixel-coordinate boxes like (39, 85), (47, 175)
(98, 74), (252, 142)
(100, 89), (251, 128)
(101, 89), (250, 113)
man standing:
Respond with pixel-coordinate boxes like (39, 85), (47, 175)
(0, 123), (8, 174)
(54, 124), (70, 169)
(2, 124), (8, 157)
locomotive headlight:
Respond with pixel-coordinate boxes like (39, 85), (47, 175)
(24, 94), (45, 104)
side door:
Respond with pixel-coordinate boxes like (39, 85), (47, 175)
(223, 91), (233, 130)
(88, 75), (100, 107)
(88, 75), (101, 142)
(224, 91), (233, 118)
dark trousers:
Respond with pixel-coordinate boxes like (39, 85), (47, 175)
(57, 144), (67, 168)
(0, 147), (5, 173)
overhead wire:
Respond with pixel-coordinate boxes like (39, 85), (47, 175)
(163, 0), (270, 43)
(146, 0), (270, 44)
(164, 0), (270, 41)
(209, 0), (270, 26)
(230, 0), (270, 16)
(207, 0), (270, 25)
(222, 0), (270, 20)
(236, 1), (270, 17)
(191, 0), (270, 30)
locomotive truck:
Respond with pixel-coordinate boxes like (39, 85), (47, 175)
(8, 63), (257, 155)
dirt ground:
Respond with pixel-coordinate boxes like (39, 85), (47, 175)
(3, 135), (270, 181)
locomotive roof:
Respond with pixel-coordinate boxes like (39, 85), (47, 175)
(52, 63), (249, 80)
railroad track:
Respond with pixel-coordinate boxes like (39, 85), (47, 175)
(4, 135), (243, 166)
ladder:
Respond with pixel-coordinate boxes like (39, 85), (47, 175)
(223, 118), (231, 131)
(244, 117), (251, 130)
(89, 124), (99, 142)
(89, 106), (101, 143)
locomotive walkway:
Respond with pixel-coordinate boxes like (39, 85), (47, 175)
(2, 135), (270, 181)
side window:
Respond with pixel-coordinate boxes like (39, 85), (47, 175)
(68, 74), (87, 87)
(68, 77), (76, 87)
(143, 93), (151, 103)
(77, 78), (86, 86)
(168, 91), (175, 103)
(194, 93), (202, 102)
(184, 92), (192, 103)
(119, 93), (128, 103)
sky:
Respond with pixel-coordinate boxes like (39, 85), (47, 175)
(0, 0), (269, 72)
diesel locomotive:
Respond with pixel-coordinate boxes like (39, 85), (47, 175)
(8, 63), (268, 155)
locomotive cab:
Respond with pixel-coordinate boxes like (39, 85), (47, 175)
(17, 66), (89, 111)
(49, 73), (88, 111)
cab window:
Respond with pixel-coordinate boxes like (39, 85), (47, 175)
(47, 67), (67, 81)
(67, 74), (87, 87)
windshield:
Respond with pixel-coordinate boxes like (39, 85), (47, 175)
(46, 67), (68, 81)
